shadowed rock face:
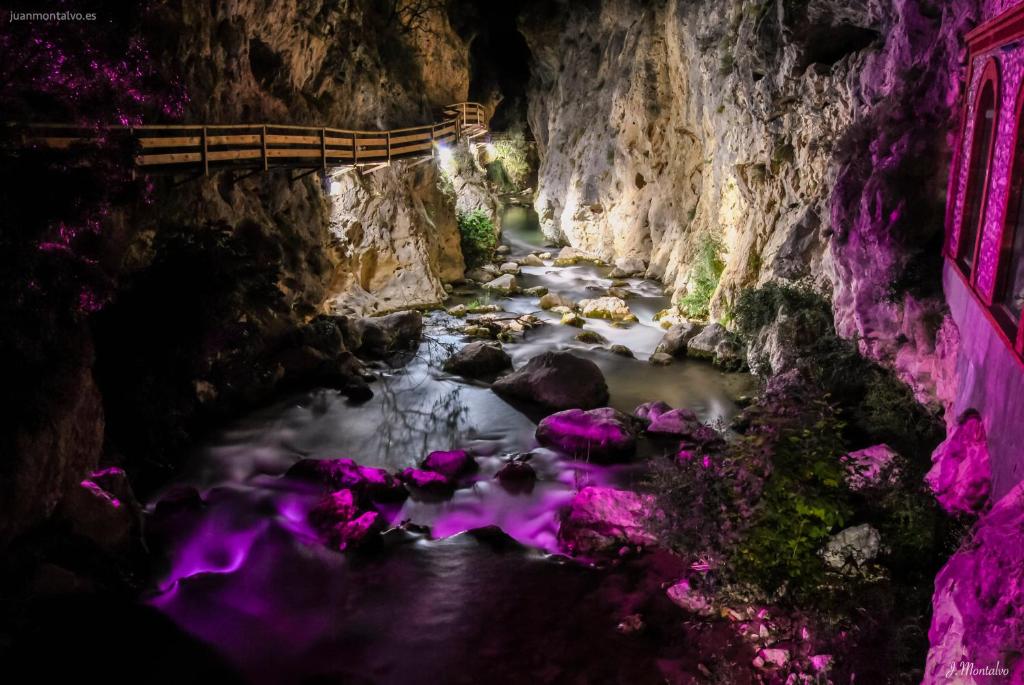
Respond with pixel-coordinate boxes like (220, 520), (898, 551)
(557, 486), (661, 556)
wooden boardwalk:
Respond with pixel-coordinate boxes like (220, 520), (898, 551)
(16, 102), (488, 177)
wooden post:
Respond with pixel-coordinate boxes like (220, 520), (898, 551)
(353, 132), (359, 166)
(202, 126), (209, 176)
(430, 124), (435, 160)
(261, 125), (268, 171)
(386, 130), (391, 166)
(321, 127), (327, 175)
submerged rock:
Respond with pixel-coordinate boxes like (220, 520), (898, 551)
(443, 341), (512, 380)
(558, 486), (660, 556)
(421, 449), (476, 479)
(492, 351), (609, 410)
(482, 274), (519, 294)
(536, 407), (637, 461)
(495, 460), (537, 493)
(634, 401), (673, 423)
(578, 296), (636, 322)
(560, 312), (585, 327)
(655, 321), (703, 357)
(575, 330), (608, 344)
(609, 344), (634, 358)
(523, 285), (548, 296)
(925, 411), (991, 515)
(648, 352), (674, 366)
(924, 481), (1024, 683)
(399, 468), (455, 496)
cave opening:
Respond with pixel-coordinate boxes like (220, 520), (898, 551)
(453, 1), (533, 134)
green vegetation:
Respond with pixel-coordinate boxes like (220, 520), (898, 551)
(678, 232), (726, 319)
(457, 209), (497, 269)
(489, 130), (532, 191)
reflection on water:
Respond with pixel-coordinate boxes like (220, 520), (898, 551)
(148, 216), (759, 682)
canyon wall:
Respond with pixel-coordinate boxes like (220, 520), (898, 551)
(523, 0), (977, 406)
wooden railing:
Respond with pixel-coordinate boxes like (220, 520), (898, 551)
(14, 102), (488, 176)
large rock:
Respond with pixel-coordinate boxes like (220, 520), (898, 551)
(58, 467), (142, 554)
(655, 321), (703, 357)
(925, 411), (991, 515)
(557, 486), (660, 556)
(307, 489), (382, 551)
(354, 311), (423, 358)
(482, 274), (519, 294)
(609, 256), (646, 278)
(285, 458), (406, 501)
(536, 407), (638, 461)
(924, 481), (1024, 683)
(841, 444), (902, 492)
(443, 341), (512, 380)
(821, 524), (882, 573)
(492, 351), (609, 410)
(421, 449), (476, 478)
(539, 292), (575, 310)
(686, 323), (729, 360)
(578, 296), (635, 321)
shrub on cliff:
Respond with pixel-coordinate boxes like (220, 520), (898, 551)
(678, 232), (725, 319)
(457, 209), (497, 268)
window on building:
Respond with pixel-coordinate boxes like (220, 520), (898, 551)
(998, 110), (1024, 329)
(958, 78), (998, 275)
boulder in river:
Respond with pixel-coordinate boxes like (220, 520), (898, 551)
(421, 449), (477, 479)
(286, 458), (407, 501)
(519, 254), (544, 267)
(560, 312), (585, 327)
(575, 330), (607, 344)
(499, 261), (520, 275)
(539, 292), (575, 310)
(443, 341), (512, 380)
(557, 486), (660, 556)
(399, 468), (455, 496)
(648, 352), (674, 366)
(655, 321), (704, 357)
(495, 460), (536, 493)
(354, 311), (423, 358)
(609, 256), (646, 278)
(609, 344), (634, 358)
(307, 489), (383, 551)
(647, 408), (702, 438)
(523, 285), (548, 297)
(578, 296), (636, 322)
(536, 407), (638, 461)
(491, 351), (609, 410)
(686, 323), (728, 360)
(482, 274), (519, 294)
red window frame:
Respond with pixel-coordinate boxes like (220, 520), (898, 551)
(992, 78), (1024, 355)
(954, 58), (1000, 280)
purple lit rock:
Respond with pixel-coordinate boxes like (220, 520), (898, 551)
(421, 449), (477, 479)
(399, 468), (455, 496)
(666, 579), (713, 616)
(536, 408), (637, 462)
(286, 458), (406, 501)
(491, 351), (609, 411)
(59, 467), (142, 553)
(647, 408), (701, 437)
(634, 401), (672, 423)
(841, 444), (902, 492)
(925, 411), (991, 515)
(308, 490), (382, 551)
(557, 486), (660, 556)
(924, 481), (1024, 683)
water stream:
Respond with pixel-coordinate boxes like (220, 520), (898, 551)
(145, 219), (757, 684)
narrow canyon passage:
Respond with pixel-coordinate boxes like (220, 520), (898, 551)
(3, 1), (1024, 684)
(146, 223), (754, 683)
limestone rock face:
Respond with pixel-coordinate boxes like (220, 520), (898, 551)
(522, 0), (976, 403)
(925, 411), (992, 515)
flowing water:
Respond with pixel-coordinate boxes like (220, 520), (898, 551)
(146, 218), (757, 684)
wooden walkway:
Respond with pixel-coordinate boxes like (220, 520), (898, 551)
(16, 102), (488, 177)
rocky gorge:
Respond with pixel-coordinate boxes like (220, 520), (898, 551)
(2, 0), (1022, 683)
